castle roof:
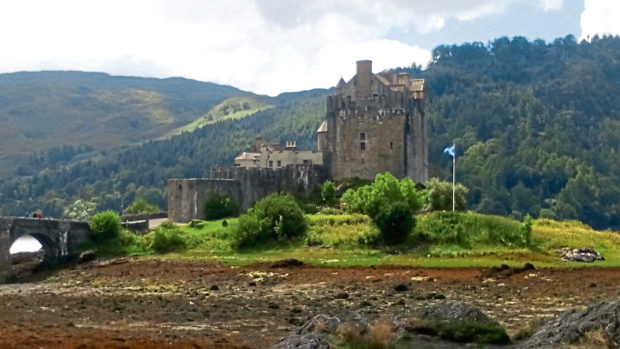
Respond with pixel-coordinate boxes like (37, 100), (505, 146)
(235, 152), (261, 161)
(336, 77), (346, 89)
(317, 121), (328, 133)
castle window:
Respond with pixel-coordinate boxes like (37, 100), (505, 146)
(269, 161), (273, 168)
(360, 142), (366, 151)
(277, 160), (281, 167)
(390, 142), (393, 150)
(360, 132), (366, 141)
(303, 160), (310, 165)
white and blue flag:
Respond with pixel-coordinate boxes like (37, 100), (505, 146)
(443, 144), (455, 158)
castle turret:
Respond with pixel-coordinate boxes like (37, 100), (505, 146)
(317, 121), (328, 152)
(355, 60), (372, 98)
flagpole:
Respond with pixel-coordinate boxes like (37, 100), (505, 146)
(452, 153), (455, 211)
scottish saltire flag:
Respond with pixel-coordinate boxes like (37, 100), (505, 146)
(443, 144), (455, 158)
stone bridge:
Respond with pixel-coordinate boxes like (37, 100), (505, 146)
(0, 217), (91, 283)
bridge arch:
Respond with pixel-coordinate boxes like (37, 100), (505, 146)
(0, 217), (91, 283)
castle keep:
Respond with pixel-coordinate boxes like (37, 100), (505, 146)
(168, 61), (427, 222)
(320, 60), (427, 183)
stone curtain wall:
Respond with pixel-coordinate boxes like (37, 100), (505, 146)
(168, 165), (328, 223)
(168, 179), (242, 223)
(212, 165), (328, 210)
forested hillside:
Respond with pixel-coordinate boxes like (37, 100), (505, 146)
(0, 35), (618, 229)
(412, 35), (620, 229)
(0, 71), (254, 173)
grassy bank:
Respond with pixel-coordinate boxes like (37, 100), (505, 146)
(102, 211), (620, 268)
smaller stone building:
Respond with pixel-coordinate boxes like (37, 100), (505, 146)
(234, 138), (323, 169)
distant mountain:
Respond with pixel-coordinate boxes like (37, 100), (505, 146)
(0, 71), (260, 171)
(0, 35), (619, 230)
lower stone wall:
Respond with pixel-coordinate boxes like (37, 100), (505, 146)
(168, 165), (328, 223)
(168, 179), (242, 223)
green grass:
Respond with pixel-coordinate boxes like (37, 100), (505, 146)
(165, 96), (272, 137)
(98, 213), (620, 269)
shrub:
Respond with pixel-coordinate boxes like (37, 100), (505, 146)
(89, 210), (122, 242)
(125, 197), (160, 215)
(426, 178), (468, 212)
(421, 211), (470, 247)
(321, 180), (336, 204)
(522, 214), (533, 246)
(374, 201), (415, 244)
(231, 193), (307, 248)
(417, 211), (527, 248)
(341, 173), (423, 218)
(150, 221), (186, 253)
(203, 194), (240, 220)
(539, 208), (555, 219)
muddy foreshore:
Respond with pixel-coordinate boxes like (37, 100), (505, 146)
(1, 259), (618, 348)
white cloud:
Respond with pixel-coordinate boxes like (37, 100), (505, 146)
(538, 0), (564, 12)
(0, 0), (536, 95)
(580, 0), (620, 40)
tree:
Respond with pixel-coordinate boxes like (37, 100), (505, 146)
(321, 180), (336, 204)
(374, 201), (415, 244)
(231, 193), (307, 248)
(125, 197), (160, 215)
(426, 178), (468, 212)
(89, 210), (121, 242)
(203, 194), (240, 220)
(63, 199), (97, 220)
(341, 173), (423, 218)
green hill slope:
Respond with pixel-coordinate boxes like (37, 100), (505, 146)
(0, 71), (256, 162)
(166, 96), (273, 137)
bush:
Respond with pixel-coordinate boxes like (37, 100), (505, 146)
(89, 210), (122, 242)
(426, 178), (468, 212)
(341, 173), (423, 218)
(375, 201), (415, 244)
(417, 211), (528, 248)
(231, 193), (307, 248)
(522, 214), (533, 246)
(203, 194), (240, 220)
(421, 211), (470, 247)
(321, 180), (336, 204)
(150, 221), (187, 253)
(124, 197), (160, 215)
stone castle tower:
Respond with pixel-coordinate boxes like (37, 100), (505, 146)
(318, 60), (428, 183)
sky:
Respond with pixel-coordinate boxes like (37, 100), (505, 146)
(0, 0), (619, 96)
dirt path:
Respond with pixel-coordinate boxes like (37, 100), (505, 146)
(0, 260), (618, 348)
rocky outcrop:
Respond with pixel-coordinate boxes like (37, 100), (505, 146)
(522, 301), (620, 348)
(559, 247), (604, 262)
(417, 300), (497, 325)
(274, 302), (510, 348)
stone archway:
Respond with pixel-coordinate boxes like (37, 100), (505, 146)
(10, 231), (59, 263)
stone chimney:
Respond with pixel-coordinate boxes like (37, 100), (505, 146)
(355, 60), (372, 98)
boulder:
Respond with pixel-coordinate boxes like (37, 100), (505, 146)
(559, 247), (604, 262)
(417, 301), (497, 326)
(271, 259), (305, 268)
(522, 301), (620, 348)
(78, 249), (96, 264)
